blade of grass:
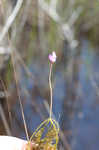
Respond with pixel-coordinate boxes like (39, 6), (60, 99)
(0, 78), (12, 130)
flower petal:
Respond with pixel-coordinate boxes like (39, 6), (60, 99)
(48, 51), (57, 63)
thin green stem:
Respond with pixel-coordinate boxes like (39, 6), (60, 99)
(11, 51), (29, 141)
(49, 63), (53, 119)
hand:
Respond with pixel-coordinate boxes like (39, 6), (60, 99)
(0, 136), (27, 150)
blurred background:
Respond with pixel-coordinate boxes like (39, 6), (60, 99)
(0, 0), (99, 150)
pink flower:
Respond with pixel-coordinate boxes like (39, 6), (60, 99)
(48, 51), (57, 63)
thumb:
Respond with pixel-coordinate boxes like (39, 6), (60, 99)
(0, 136), (27, 150)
